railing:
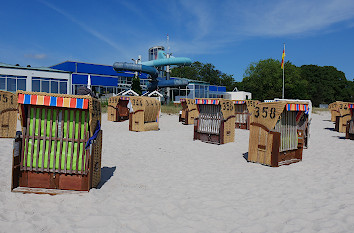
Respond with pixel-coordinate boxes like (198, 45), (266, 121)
(273, 111), (298, 152)
(234, 104), (248, 124)
(21, 106), (90, 175)
(197, 105), (222, 135)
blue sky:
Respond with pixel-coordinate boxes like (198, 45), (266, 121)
(1, 0), (354, 82)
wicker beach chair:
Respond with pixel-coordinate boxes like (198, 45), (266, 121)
(345, 103), (354, 140)
(128, 96), (161, 132)
(193, 98), (235, 144)
(332, 102), (352, 133)
(248, 101), (310, 167)
(107, 96), (130, 122)
(179, 98), (199, 125)
(233, 100), (259, 130)
(12, 91), (102, 193)
(0, 90), (18, 138)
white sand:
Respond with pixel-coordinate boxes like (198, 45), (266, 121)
(1, 111), (354, 233)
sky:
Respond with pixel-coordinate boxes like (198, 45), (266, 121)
(1, 0), (354, 82)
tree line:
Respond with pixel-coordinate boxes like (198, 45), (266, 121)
(171, 59), (354, 106)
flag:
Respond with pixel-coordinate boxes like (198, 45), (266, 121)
(281, 47), (285, 69)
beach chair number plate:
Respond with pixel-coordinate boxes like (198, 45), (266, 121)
(254, 107), (276, 119)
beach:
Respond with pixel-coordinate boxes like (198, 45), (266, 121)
(1, 111), (354, 233)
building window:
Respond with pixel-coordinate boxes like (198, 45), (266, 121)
(51, 80), (58, 93)
(7, 78), (16, 91)
(42, 80), (50, 93)
(17, 78), (26, 91)
(32, 77), (68, 94)
(60, 82), (67, 94)
(0, 75), (27, 92)
(0, 77), (6, 90)
(32, 80), (40, 92)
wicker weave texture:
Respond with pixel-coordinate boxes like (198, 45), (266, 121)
(0, 91), (17, 138)
(92, 130), (102, 188)
(248, 124), (274, 166)
(181, 98), (199, 124)
(129, 96), (160, 132)
(195, 98), (235, 143)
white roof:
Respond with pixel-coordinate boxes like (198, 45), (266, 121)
(147, 90), (163, 97)
(119, 89), (139, 96)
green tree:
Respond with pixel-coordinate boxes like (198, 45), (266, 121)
(300, 65), (352, 105)
(171, 61), (235, 90)
(131, 76), (142, 95)
(237, 59), (306, 101)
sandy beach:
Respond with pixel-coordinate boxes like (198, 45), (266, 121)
(1, 111), (354, 233)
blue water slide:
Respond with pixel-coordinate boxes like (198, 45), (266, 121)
(141, 57), (192, 67)
(113, 62), (159, 79)
(157, 78), (189, 87)
(147, 78), (189, 91)
(141, 50), (192, 67)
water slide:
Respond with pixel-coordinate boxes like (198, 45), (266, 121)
(148, 77), (189, 91)
(113, 50), (192, 91)
(113, 62), (159, 79)
(141, 51), (192, 67)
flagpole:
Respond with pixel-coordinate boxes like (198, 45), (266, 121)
(282, 43), (285, 99)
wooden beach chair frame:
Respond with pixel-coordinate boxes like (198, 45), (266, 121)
(333, 102), (351, 133)
(128, 96), (161, 132)
(329, 102), (340, 122)
(233, 100), (259, 130)
(179, 98), (199, 125)
(248, 101), (309, 167)
(0, 91), (18, 138)
(11, 91), (102, 194)
(346, 103), (354, 140)
(107, 96), (131, 122)
(193, 98), (235, 144)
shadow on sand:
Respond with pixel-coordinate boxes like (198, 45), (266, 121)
(96, 166), (117, 189)
(332, 136), (347, 140)
(243, 152), (249, 162)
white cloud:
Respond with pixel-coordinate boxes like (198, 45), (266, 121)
(35, 0), (354, 60)
(24, 53), (47, 59)
(235, 0), (354, 36)
(163, 0), (354, 54)
(39, 0), (132, 59)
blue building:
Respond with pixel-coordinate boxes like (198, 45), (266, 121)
(0, 60), (227, 101)
(0, 62), (71, 94)
(50, 61), (150, 96)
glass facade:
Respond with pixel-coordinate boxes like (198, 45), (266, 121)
(72, 84), (119, 97)
(173, 83), (226, 102)
(72, 76), (151, 96)
(0, 75), (26, 92)
(32, 77), (68, 94)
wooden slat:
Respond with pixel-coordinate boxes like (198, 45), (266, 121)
(12, 187), (87, 195)
(51, 109), (60, 173)
(41, 109), (48, 172)
(256, 127), (261, 164)
(22, 107), (31, 171)
(58, 112), (65, 173)
(69, 109), (76, 173)
(36, 109), (42, 170)
(46, 108), (53, 172)
(75, 110), (82, 174)
(82, 112), (88, 174)
(85, 132), (90, 173)
(22, 135), (86, 143)
(30, 107), (36, 171)
(64, 110), (70, 173)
